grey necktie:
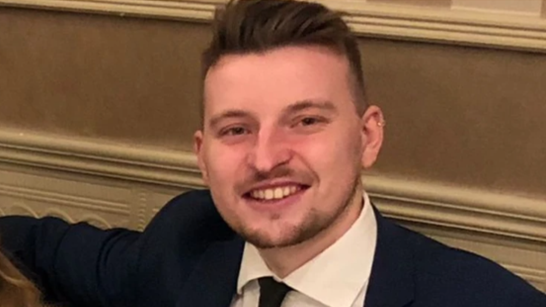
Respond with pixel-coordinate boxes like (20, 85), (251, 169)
(258, 277), (292, 307)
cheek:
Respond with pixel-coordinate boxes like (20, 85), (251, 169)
(295, 130), (362, 173)
(204, 144), (246, 185)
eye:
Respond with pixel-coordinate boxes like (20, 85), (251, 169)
(300, 117), (320, 126)
(290, 115), (329, 133)
(294, 116), (328, 128)
(220, 126), (248, 137)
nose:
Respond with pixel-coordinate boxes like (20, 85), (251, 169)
(247, 129), (292, 173)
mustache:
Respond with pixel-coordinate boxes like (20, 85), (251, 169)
(235, 166), (313, 194)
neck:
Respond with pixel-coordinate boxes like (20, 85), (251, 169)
(258, 188), (364, 278)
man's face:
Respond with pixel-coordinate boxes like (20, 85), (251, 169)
(195, 46), (383, 248)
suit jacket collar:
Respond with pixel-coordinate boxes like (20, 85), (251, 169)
(178, 205), (415, 307)
(364, 206), (415, 307)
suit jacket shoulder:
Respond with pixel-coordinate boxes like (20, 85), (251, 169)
(366, 210), (546, 307)
(133, 189), (242, 307)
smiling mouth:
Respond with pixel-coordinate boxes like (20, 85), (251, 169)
(244, 185), (308, 201)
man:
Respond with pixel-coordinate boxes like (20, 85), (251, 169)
(1, 0), (545, 306)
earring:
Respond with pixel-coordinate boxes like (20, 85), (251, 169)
(377, 120), (386, 127)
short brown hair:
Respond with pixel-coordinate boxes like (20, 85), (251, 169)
(202, 0), (367, 114)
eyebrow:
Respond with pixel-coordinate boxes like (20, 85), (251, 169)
(208, 109), (253, 130)
(282, 99), (338, 115)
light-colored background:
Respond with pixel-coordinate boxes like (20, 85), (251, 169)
(0, 0), (545, 292)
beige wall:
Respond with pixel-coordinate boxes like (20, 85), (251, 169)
(0, 1), (545, 291)
(370, 0), (546, 17)
(361, 39), (546, 197)
(0, 8), (207, 150)
(2, 6), (546, 198)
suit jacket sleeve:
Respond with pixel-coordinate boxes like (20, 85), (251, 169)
(0, 215), (141, 307)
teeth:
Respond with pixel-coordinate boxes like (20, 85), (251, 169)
(283, 187), (290, 196)
(265, 189), (273, 200)
(249, 185), (301, 201)
(274, 188), (283, 199)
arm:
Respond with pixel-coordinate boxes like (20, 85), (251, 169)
(0, 216), (141, 307)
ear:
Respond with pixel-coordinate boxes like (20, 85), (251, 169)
(193, 130), (209, 184)
(359, 105), (385, 169)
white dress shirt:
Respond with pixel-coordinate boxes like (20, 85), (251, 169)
(231, 192), (378, 307)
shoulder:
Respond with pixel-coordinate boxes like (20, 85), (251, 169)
(137, 189), (236, 264)
(133, 189), (239, 305)
(142, 189), (233, 241)
(393, 223), (546, 306)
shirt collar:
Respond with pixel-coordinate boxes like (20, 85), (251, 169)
(237, 192), (378, 307)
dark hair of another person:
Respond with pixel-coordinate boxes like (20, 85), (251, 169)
(0, 249), (45, 307)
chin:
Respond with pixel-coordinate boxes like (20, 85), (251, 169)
(241, 221), (313, 249)
(246, 235), (296, 249)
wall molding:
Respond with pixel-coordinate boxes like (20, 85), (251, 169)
(0, 129), (545, 243)
(0, 183), (128, 214)
(0, 130), (204, 189)
(1, 0), (546, 52)
(503, 264), (545, 286)
(0, 0), (216, 21)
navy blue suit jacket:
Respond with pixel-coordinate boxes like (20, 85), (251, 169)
(0, 189), (544, 307)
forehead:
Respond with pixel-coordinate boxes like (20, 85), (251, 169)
(203, 46), (354, 118)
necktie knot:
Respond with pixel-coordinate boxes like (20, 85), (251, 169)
(258, 277), (292, 307)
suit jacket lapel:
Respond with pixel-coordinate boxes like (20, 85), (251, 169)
(364, 206), (415, 307)
(177, 236), (245, 307)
